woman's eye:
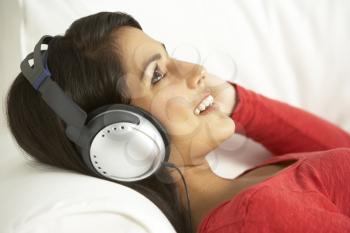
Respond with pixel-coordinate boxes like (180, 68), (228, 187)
(151, 64), (167, 85)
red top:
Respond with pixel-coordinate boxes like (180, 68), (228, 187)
(197, 82), (350, 233)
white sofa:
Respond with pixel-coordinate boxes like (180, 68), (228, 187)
(1, 0), (350, 232)
(0, 132), (175, 233)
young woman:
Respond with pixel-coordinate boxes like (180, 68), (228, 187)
(6, 11), (350, 233)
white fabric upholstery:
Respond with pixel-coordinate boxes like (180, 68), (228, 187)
(0, 133), (175, 233)
(1, 0), (350, 232)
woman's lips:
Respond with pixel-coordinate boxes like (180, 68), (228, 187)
(195, 92), (211, 109)
(194, 94), (214, 115)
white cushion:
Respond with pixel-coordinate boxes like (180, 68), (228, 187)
(1, 0), (350, 232)
(0, 133), (176, 233)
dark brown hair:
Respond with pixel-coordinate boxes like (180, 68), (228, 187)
(6, 11), (190, 233)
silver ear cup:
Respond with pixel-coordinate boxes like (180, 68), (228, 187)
(88, 111), (167, 182)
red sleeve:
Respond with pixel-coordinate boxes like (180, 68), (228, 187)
(229, 81), (350, 155)
(241, 187), (350, 233)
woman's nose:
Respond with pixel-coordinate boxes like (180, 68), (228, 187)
(175, 60), (206, 88)
(187, 64), (206, 89)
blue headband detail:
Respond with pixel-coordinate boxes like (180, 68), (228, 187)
(33, 52), (51, 90)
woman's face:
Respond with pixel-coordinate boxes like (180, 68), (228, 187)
(116, 26), (235, 170)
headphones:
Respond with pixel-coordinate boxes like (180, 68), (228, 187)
(20, 35), (171, 182)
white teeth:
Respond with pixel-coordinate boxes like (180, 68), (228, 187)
(194, 95), (214, 115)
(204, 98), (211, 107)
(199, 104), (206, 111)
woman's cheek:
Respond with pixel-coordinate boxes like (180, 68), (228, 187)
(155, 97), (200, 137)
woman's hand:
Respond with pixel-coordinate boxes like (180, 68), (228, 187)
(204, 73), (237, 116)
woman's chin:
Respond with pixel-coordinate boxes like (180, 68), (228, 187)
(205, 117), (235, 147)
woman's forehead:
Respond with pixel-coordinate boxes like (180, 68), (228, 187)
(117, 27), (159, 68)
(114, 27), (164, 99)
(116, 27), (167, 84)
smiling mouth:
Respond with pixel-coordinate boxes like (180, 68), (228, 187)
(197, 101), (219, 116)
(194, 94), (215, 115)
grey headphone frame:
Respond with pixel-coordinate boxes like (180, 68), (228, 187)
(20, 35), (171, 182)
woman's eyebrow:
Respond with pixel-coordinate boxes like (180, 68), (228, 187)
(161, 42), (169, 57)
(140, 42), (169, 81)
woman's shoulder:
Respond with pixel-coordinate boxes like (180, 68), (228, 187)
(197, 183), (312, 233)
(197, 150), (335, 232)
(197, 185), (270, 232)
(198, 148), (350, 232)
